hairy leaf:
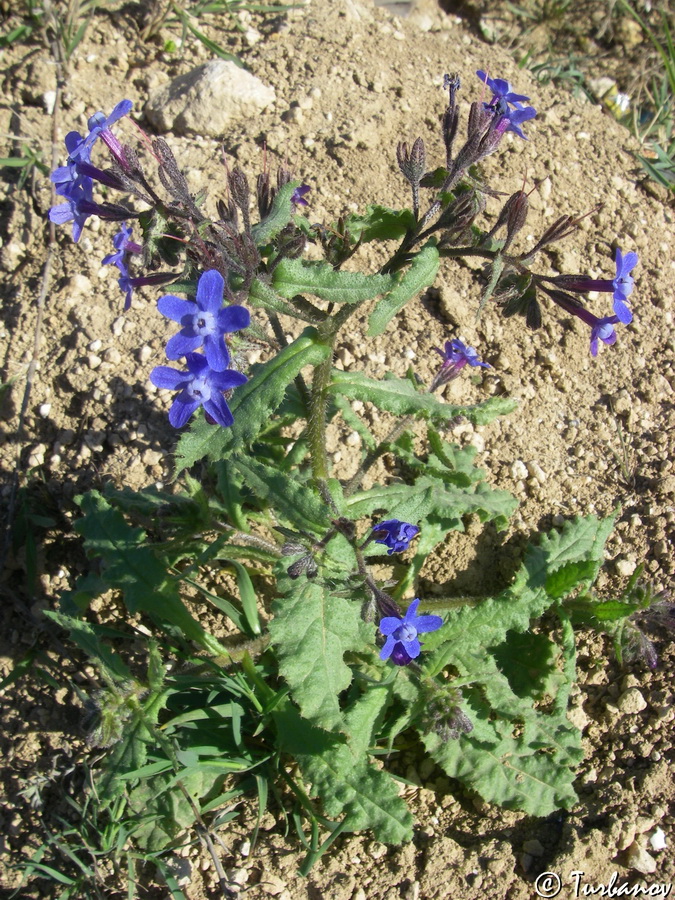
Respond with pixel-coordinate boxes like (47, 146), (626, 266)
(274, 701), (413, 843)
(273, 259), (396, 304)
(251, 181), (299, 245)
(368, 242), (440, 336)
(232, 456), (331, 536)
(329, 370), (517, 424)
(70, 492), (229, 656)
(339, 205), (416, 243)
(269, 579), (373, 732)
(175, 328), (330, 473)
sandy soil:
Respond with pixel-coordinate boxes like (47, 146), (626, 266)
(0, 0), (673, 897)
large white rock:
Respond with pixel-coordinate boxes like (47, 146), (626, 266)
(144, 60), (275, 136)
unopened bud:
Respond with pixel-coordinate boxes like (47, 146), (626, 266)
(396, 137), (426, 184)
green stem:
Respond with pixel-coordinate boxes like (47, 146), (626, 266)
(307, 349), (334, 482)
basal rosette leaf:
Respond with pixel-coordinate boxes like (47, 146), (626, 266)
(345, 476), (516, 532)
(175, 328), (330, 474)
(273, 696), (413, 844)
(421, 635), (582, 815)
(273, 258), (396, 304)
(424, 513), (617, 668)
(422, 699), (580, 815)
(269, 579), (373, 733)
(69, 491), (230, 657)
(368, 242), (440, 336)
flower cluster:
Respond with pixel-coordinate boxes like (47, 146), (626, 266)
(150, 270), (250, 428)
(49, 100), (133, 242)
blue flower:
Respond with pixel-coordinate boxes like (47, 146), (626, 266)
(150, 352), (247, 428)
(102, 222), (141, 270)
(379, 599), (443, 665)
(476, 70), (530, 105)
(291, 184), (311, 207)
(612, 248), (638, 324)
(589, 314), (620, 357)
(73, 100), (133, 165)
(48, 180), (94, 242)
(430, 339), (490, 391)
(158, 270), (251, 372)
(476, 71), (537, 140)
(550, 247), (639, 325)
(372, 519), (420, 554)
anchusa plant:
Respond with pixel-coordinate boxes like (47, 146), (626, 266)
(45, 72), (651, 872)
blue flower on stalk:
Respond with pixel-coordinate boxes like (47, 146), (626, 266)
(553, 248), (639, 325)
(476, 71), (537, 140)
(102, 222), (141, 269)
(372, 519), (420, 554)
(588, 314), (620, 357)
(50, 132), (92, 198)
(430, 338), (490, 392)
(150, 352), (247, 428)
(379, 599), (443, 666)
(158, 270), (250, 372)
(612, 248), (638, 324)
(476, 70), (530, 105)
(48, 180), (94, 242)
(70, 100), (133, 166)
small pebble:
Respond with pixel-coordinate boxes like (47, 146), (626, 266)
(138, 345), (152, 363)
(617, 687), (647, 714)
(649, 827), (667, 852)
(38, 403), (52, 417)
(625, 841), (657, 875)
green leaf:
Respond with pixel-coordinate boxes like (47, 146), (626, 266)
(69, 492), (230, 656)
(249, 277), (325, 323)
(231, 456), (330, 536)
(368, 242), (440, 336)
(273, 259), (396, 304)
(174, 328), (330, 473)
(492, 630), (564, 700)
(251, 181), (299, 245)
(44, 611), (132, 682)
(274, 701), (413, 843)
(329, 370), (516, 425)
(424, 513), (616, 670)
(339, 205), (416, 243)
(422, 684), (580, 815)
(545, 560), (598, 599)
(269, 580), (373, 732)
(346, 476), (517, 533)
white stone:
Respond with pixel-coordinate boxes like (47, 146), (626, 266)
(649, 827), (667, 852)
(145, 60), (275, 136)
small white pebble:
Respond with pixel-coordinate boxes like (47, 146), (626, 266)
(87, 354), (102, 369)
(38, 403), (52, 417)
(138, 345), (152, 363)
(649, 827), (667, 852)
(88, 339), (102, 352)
